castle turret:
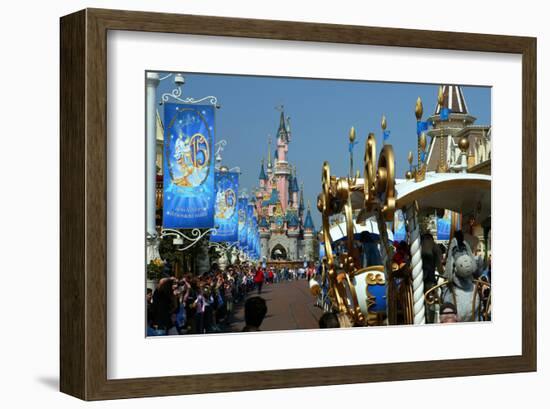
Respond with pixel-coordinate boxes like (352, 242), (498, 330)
(426, 85), (482, 173)
(266, 137), (273, 177)
(259, 159), (267, 188)
(274, 109), (291, 212)
(303, 202), (315, 261)
(299, 183), (305, 222)
(289, 166), (300, 207)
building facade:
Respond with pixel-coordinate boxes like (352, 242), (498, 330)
(425, 84), (491, 174)
(423, 85), (492, 255)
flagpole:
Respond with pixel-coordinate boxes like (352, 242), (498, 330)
(348, 126), (356, 178)
(146, 72), (160, 263)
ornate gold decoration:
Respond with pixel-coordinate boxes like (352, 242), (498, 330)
(437, 85), (444, 107)
(381, 114), (387, 131)
(317, 126), (398, 326)
(413, 97), (427, 182)
(414, 164), (426, 182)
(415, 97), (423, 120)
(459, 136), (470, 152)
(435, 86), (449, 173)
(363, 134), (396, 221)
(419, 132), (427, 151)
(349, 126), (356, 143)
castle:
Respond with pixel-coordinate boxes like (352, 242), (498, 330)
(252, 110), (317, 265)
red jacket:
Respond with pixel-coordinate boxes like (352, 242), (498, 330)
(254, 269), (265, 283)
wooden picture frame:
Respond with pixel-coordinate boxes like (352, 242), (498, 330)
(60, 8), (537, 400)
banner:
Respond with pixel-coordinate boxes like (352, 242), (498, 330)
(211, 171), (239, 242)
(246, 203), (255, 255)
(440, 107), (451, 121)
(393, 209), (406, 242)
(416, 120), (429, 135)
(163, 103), (215, 228)
(238, 198), (248, 248)
(437, 209), (452, 241)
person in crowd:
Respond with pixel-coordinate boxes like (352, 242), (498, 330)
(318, 312), (340, 328)
(360, 231), (382, 267)
(224, 279), (234, 321)
(193, 285), (208, 334)
(440, 302), (458, 323)
(242, 296), (268, 332)
(392, 241), (410, 266)
(146, 288), (154, 335)
(173, 280), (189, 334)
(149, 277), (178, 336)
(254, 265), (265, 294)
(421, 233), (444, 289)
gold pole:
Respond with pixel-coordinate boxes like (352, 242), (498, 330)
(437, 86), (445, 172)
(415, 97), (423, 171)
(349, 126), (356, 178)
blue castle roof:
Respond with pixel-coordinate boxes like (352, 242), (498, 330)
(264, 188), (279, 206)
(259, 217), (270, 228)
(304, 208), (315, 230)
(286, 210), (300, 227)
(259, 161), (267, 180)
(290, 175), (300, 193)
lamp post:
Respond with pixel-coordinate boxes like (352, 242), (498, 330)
(146, 72), (160, 263)
(153, 73), (221, 275)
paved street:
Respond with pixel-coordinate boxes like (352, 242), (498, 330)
(228, 280), (324, 332)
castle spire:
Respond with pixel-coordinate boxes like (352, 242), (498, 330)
(304, 201), (315, 230)
(434, 85), (469, 115)
(259, 159), (267, 181)
(299, 182), (305, 212)
(276, 107), (289, 142)
(267, 137), (272, 169)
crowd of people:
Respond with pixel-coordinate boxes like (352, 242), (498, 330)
(147, 229), (491, 336)
(146, 262), (316, 336)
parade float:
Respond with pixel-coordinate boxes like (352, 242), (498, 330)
(311, 92), (492, 327)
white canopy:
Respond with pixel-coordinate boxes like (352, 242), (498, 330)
(351, 172), (491, 221)
(328, 216), (394, 243)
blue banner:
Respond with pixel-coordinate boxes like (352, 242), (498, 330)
(163, 103), (215, 229)
(246, 203), (255, 254)
(416, 121), (429, 136)
(393, 209), (406, 242)
(238, 198), (248, 248)
(383, 130), (391, 141)
(437, 209), (452, 241)
(348, 140), (358, 153)
(211, 171), (239, 242)
(440, 107), (450, 121)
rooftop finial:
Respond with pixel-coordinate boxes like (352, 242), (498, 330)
(437, 86), (444, 106)
(267, 136), (272, 168)
(415, 97), (423, 120)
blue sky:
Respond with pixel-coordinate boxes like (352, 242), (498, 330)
(154, 72), (491, 229)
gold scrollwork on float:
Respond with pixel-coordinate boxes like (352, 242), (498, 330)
(363, 133), (396, 221)
(318, 128), (396, 327)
